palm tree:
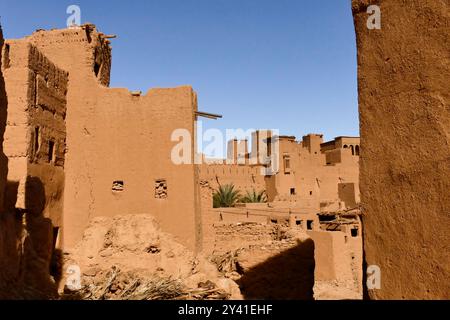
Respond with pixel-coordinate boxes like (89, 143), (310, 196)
(213, 184), (241, 208)
(240, 189), (267, 203)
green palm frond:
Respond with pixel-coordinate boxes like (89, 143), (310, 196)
(240, 189), (267, 204)
(213, 184), (241, 208)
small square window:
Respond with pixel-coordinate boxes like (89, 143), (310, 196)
(307, 220), (314, 230)
(290, 188), (296, 195)
(112, 181), (124, 192)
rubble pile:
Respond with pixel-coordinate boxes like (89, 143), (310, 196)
(61, 214), (242, 300)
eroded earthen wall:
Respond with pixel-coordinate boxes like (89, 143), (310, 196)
(0, 27), (7, 212)
(0, 34), (68, 298)
(0, 24), (9, 297)
(3, 40), (67, 229)
(353, 0), (450, 299)
(26, 27), (200, 251)
(90, 86), (200, 252)
(199, 164), (266, 194)
(309, 230), (362, 299)
(25, 28), (114, 250)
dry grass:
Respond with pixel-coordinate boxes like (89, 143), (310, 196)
(63, 266), (230, 301)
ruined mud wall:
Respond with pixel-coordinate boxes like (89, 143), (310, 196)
(90, 86), (200, 252)
(2, 40), (67, 230)
(0, 34), (68, 298)
(353, 0), (450, 299)
(25, 28), (114, 250)
(209, 223), (315, 300)
(308, 230), (362, 299)
(199, 182), (215, 253)
(199, 164), (266, 194)
(26, 27), (200, 251)
(0, 24), (10, 297)
(0, 27), (7, 211)
(26, 44), (67, 230)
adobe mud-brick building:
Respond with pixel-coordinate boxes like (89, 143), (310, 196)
(265, 134), (360, 206)
(0, 26), (68, 297)
(2, 40), (67, 220)
(200, 132), (360, 211)
(353, 0), (449, 299)
(23, 25), (201, 251)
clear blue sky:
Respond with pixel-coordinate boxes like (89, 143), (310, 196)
(1, 0), (359, 148)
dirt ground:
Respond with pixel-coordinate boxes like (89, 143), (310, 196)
(61, 215), (361, 300)
(208, 222), (361, 300)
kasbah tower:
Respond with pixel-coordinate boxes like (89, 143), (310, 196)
(24, 25), (202, 251)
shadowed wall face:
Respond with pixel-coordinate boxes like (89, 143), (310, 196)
(237, 239), (315, 300)
(353, 0), (450, 299)
(2, 40), (67, 229)
(0, 29), (67, 298)
(0, 25), (9, 294)
(0, 26), (8, 211)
